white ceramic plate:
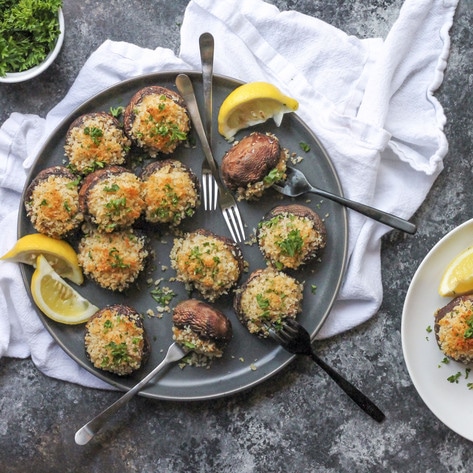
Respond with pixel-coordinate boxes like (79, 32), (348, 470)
(402, 218), (473, 441)
(0, 9), (65, 84)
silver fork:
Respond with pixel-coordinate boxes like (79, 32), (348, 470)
(176, 73), (246, 242)
(199, 32), (218, 211)
(74, 342), (187, 445)
(268, 318), (385, 423)
(273, 166), (416, 234)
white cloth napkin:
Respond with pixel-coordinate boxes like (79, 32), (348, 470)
(0, 0), (458, 388)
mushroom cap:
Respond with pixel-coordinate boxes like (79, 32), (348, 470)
(221, 132), (283, 190)
(172, 299), (233, 345)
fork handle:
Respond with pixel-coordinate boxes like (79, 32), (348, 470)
(199, 32), (214, 143)
(307, 186), (416, 234)
(309, 352), (386, 422)
(176, 74), (223, 188)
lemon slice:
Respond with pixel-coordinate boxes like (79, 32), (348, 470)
(439, 246), (473, 297)
(1, 233), (83, 285)
(217, 81), (299, 140)
(31, 255), (98, 324)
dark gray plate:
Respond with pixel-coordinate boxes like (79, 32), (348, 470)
(19, 72), (348, 400)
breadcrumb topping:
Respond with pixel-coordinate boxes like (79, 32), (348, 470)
(170, 231), (241, 301)
(26, 174), (83, 238)
(258, 212), (325, 269)
(65, 114), (130, 174)
(238, 267), (303, 336)
(143, 161), (198, 225)
(129, 94), (189, 156)
(78, 229), (148, 292)
(85, 307), (145, 376)
(437, 298), (473, 363)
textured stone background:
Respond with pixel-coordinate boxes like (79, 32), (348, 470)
(1, 0), (472, 472)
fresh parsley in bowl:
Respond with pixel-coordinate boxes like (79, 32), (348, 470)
(0, 0), (64, 83)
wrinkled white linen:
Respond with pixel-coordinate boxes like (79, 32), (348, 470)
(0, 0), (458, 387)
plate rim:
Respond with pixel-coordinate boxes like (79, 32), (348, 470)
(402, 217), (473, 440)
(18, 70), (348, 400)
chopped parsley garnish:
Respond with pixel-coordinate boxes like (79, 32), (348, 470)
(278, 229), (303, 257)
(109, 248), (130, 269)
(263, 168), (285, 185)
(103, 319), (113, 330)
(256, 294), (270, 309)
(110, 106), (124, 118)
(299, 142), (311, 153)
(83, 126), (104, 146)
(447, 372), (462, 384)
(104, 183), (120, 192)
(106, 197), (127, 214)
(150, 286), (176, 306)
(105, 341), (130, 365)
(66, 177), (81, 189)
(464, 315), (473, 339)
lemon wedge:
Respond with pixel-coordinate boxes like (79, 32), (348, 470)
(217, 81), (299, 140)
(1, 233), (83, 285)
(31, 255), (98, 324)
(439, 246), (473, 297)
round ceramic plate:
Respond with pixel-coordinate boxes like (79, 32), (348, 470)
(19, 72), (348, 400)
(402, 218), (473, 441)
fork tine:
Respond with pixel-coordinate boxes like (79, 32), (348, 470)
(209, 175), (217, 211)
(268, 327), (292, 345)
(222, 209), (238, 242)
(232, 205), (245, 241)
(202, 173), (209, 211)
(283, 318), (301, 334)
(223, 206), (245, 242)
(211, 179), (218, 210)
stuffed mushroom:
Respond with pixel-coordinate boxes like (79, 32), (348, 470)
(221, 132), (288, 200)
(140, 159), (199, 226)
(435, 295), (473, 363)
(24, 165), (83, 239)
(172, 299), (232, 360)
(123, 86), (190, 157)
(257, 203), (326, 270)
(64, 111), (131, 175)
(170, 229), (244, 302)
(79, 165), (145, 232)
(85, 304), (150, 376)
(234, 267), (303, 337)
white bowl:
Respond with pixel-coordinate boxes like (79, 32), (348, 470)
(0, 8), (65, 84)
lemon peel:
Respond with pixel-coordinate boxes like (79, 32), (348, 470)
(31, 255), (98, 325)
(439, 246), (473, 297)
(217, 82), (299, 140)
(1, 233), (83, 285)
